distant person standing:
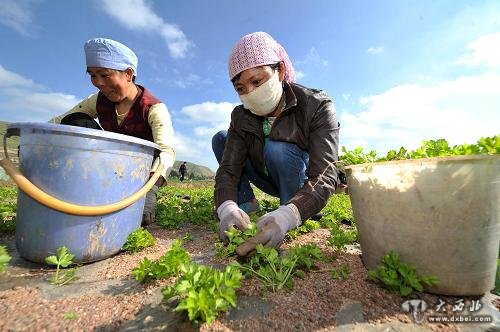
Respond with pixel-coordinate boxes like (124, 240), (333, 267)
(179, 162), (187, 181)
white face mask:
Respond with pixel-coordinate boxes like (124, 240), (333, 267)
(239, 70), (283, 116)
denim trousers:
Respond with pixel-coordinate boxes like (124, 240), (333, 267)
(212, 130), (309, 205)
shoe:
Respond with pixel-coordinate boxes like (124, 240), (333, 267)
(239, 200), (260, 215)
(142, 212), (155, 226)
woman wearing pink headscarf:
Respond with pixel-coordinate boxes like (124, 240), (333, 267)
(212, 32), (340, 255)
(212, 32), (339, 256)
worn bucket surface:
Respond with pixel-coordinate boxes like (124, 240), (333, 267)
(346, 154), (500, 296)
(11, 122), (159, 263)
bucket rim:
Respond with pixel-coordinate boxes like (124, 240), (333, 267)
(8, 122), (161, 150)
(344, 153), (499, 170)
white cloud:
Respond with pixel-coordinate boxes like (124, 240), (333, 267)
(172, 101), (239, 171)
(181, 101), (237, 123)
(295, 71), (305, 80)
(0, 65), (38, 88)
(296, 47), (328, 67)
(0, 0), (34, 36)
(457, 32), (500, 68)
(100, 0), (193, 59)
(0, 65), (79, 122)
(169, 73), (212, 88)
(340, 73), (500, 155)
(367, 46), (384, 55)
(342, 93), (351, 101)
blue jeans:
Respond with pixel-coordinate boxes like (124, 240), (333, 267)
(212, 130), (309, 205)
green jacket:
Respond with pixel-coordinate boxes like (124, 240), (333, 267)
(214, 81), (340, 220)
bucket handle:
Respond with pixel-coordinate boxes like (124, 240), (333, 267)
(1, 127), (163, 216)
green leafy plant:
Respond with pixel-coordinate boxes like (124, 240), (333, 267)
(156, 187), (216, 229)
(287, 219), (321, 239)
(493, 259), (500, 296)
(215, 223), (257, 257)
(330, 264), (350, 280)
(340, 146), (379, 165)
(368, 251), (439, 296)
(340, 135), (499, 166)
(45, 246), (79, 286)
(182, 232), (193, 242)
(122, 227), (156, 253)
(132, 239), (190, 283)
(319, 193), (354, 227)
(0, 187), (17, 234)
(162, 263), (243, 325)
(63, 310), (78, 320)
(287, 243), (323, 270)
(0, 245), (11, 272)
(326, 223), (357, 251)
(233, 243), (323, 292)
(258, 198), (280, 214)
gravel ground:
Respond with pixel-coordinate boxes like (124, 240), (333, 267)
(0, 224), (498, 331)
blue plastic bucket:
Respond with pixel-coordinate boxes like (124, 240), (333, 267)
(9, 122), (160, 263)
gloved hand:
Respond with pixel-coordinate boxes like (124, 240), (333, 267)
(142, 185), (159, 226)
(236, 204), (301, 256)
(217, 200), (251, 244)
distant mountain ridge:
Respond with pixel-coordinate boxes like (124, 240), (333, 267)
(170, 161), (215, 180)
(0, 120), (215, 180)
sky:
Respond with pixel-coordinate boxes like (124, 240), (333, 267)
(0, 0), (499, 172)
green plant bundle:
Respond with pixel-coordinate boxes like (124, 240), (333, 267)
(162, 263), (243, 325)
(340, 135), (499, 166)
(233, 243), (323, 292)
(45, 246), (79, 286)
(326, 223), (357, 251)
(132, 239), (190, 282)
(0, 245), (11, 272)
(122, 227), (156, 253)
(368, 251), (439, 296)
(215, 223), (257, 257)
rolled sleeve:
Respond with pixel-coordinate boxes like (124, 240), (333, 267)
(148, 103), (176, 179)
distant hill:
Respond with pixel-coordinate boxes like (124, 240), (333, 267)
(0, 120), (215, 180)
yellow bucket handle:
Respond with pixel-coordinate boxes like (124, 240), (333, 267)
(1, 129), (163, 216)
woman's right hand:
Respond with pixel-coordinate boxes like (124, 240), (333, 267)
(217, 200), (250, 244)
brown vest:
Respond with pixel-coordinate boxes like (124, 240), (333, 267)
(96, 85), (161, 142)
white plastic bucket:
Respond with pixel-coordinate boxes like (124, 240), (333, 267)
(346, 154), (500, 296)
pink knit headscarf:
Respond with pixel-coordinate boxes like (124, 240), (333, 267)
(228, 32), (296, 83)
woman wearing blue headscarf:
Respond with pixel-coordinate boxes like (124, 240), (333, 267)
(50, 38), (175, 226)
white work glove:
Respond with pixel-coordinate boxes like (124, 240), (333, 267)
(236, 204), (301, 256)
(142, 185), (159, 226)
(217, 200), (251, 244)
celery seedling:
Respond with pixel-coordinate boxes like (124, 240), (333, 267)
(45, 246), (79, 285)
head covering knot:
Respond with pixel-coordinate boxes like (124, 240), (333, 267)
(84, 38), (138, 75)
(228, 32), (296, 83)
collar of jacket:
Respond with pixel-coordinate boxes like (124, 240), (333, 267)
(282, 81), (298, 113)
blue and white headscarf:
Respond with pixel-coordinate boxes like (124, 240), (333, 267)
(84, 38), (138, 75)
